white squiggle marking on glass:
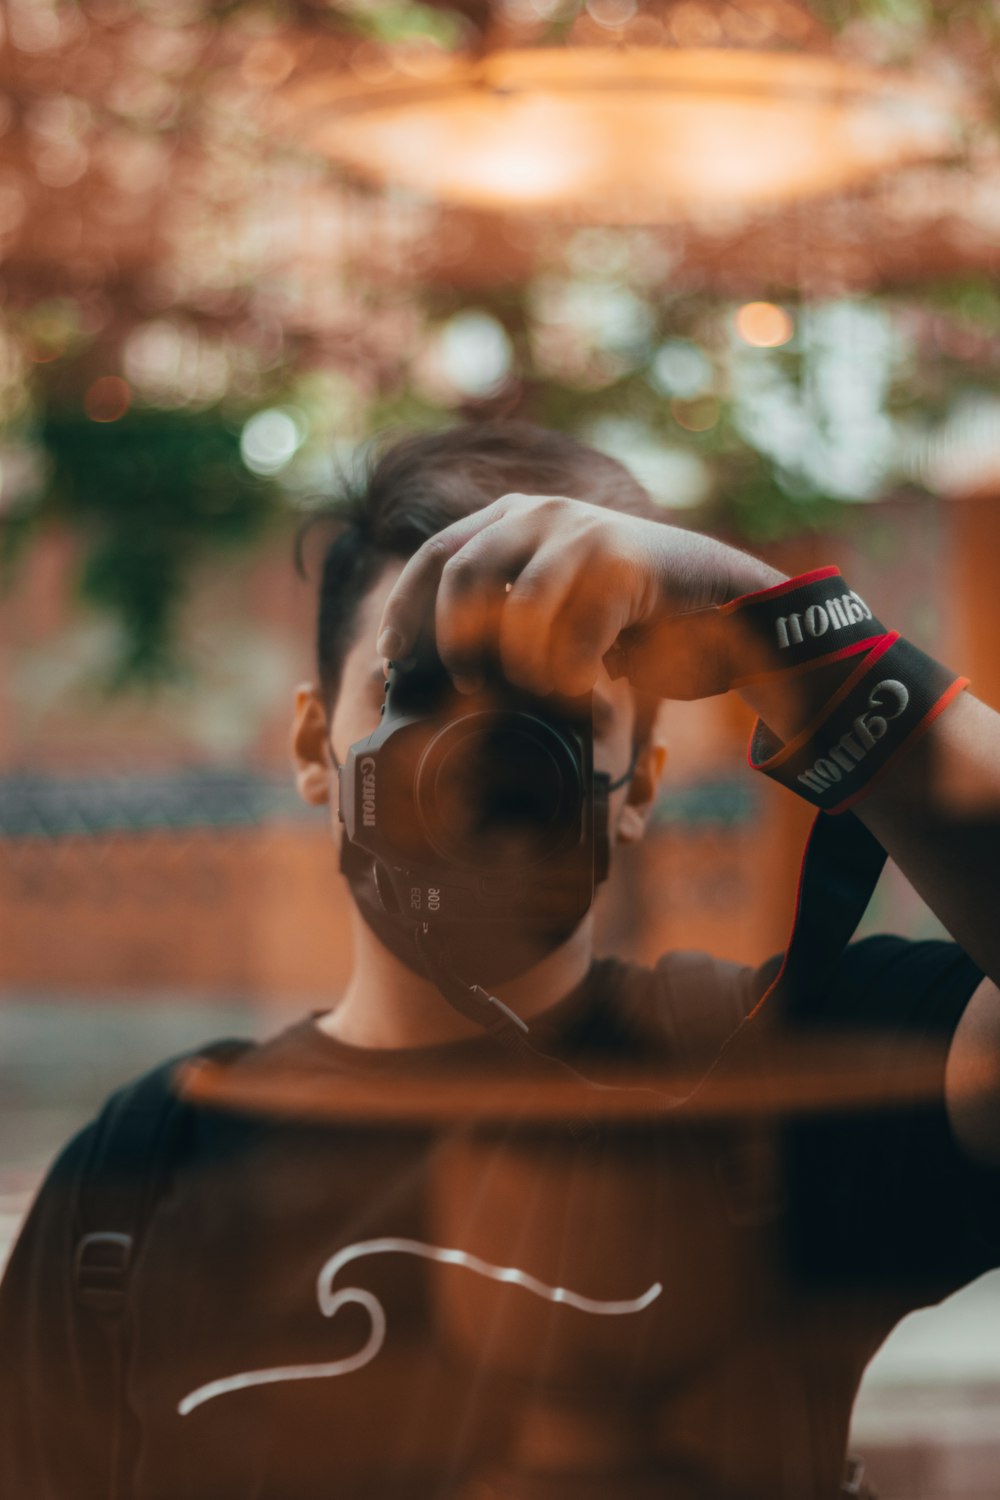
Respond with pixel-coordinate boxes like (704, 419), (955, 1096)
(178, 1236), (662, 1416)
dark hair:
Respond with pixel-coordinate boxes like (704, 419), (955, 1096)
(307, 420), (657, 706)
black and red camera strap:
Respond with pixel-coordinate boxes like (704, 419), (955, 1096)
(724, 565), (969, 815)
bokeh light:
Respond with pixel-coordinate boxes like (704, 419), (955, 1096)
(438, 311), (514, 398)
(240, 408), (305, 476)
(84, 377), (131, 423)
(671, 395), (721, 432)
(734, 302), (795, 348)
(650, 340), (714, 399)
(586, 415), (711, 509)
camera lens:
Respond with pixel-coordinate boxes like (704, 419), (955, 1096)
(418, 713), (580, 870)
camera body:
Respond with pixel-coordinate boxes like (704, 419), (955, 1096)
(339, 636), (610, 952)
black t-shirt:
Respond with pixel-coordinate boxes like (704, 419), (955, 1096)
(0, 939), (996, 1500)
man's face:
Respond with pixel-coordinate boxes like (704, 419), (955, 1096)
(326, 561), (650, 844)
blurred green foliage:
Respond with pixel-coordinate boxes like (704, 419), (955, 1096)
(36, 407), (277, 688)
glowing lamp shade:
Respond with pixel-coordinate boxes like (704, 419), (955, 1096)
(277, 48), (965, 222)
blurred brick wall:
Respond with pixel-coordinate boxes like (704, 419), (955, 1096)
(0, 826), (351, 1003)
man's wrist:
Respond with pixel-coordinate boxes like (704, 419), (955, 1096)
(737, 660), (856, 745)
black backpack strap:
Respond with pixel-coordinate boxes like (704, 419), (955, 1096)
(70, 1037), (251, 1500)
(73, 1037), (252, 1314)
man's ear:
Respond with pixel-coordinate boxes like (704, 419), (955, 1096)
(291, 684), (333, 807)
(616, 713), (668, 845)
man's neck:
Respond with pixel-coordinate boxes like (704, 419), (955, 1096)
(317, 913), (595, 1050)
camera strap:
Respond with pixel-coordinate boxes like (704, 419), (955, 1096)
(415, 922), (531, 1044)
(747, 631), (968, 814)
(720, 565), (887, 686)
(609, 564), (968, 816)
(723, 566), (969, 813)
(745, 805), (888, 1024)
(412, 921), (617, 1128)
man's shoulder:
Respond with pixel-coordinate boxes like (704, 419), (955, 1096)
(584, 949), (756, 1066)
(794, 932), (983, 1033)
(20, 1036), (260, 1240)
(599, 931), (983, 1057)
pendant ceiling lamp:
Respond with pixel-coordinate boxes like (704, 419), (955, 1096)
(276, 46), (965, 224)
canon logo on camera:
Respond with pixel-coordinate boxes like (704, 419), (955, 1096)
(360, 756), (376, 828)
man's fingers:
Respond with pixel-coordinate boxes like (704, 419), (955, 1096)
(377, 494), (655, 697)
(435, 546), (509, 689)
(542, 560), (636, 697)
(517, 551), (633, 697)
(549, 587), (631, 698)
(497, 542), (581, 695)
(376, 534), (462, 662)
(605, 608), (745, 700)
(376, 496), (529, 660)
(422, 508), (552, 684)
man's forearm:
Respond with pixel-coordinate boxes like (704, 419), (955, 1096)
(850, 690), (1000, 988)
(741, 672), (1000, 990)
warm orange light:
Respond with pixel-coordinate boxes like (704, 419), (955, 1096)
(85, 376), (131, 423)
(671, 396), (720, 431)
(734, 302), (794, 347)
(275, 48), (966, 223)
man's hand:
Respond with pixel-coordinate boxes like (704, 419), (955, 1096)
(376, 493), (782, 700)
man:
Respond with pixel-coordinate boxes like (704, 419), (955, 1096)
(1, 421), (998, 1500)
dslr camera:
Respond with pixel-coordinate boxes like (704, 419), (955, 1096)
(338, 632), (612, 966)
